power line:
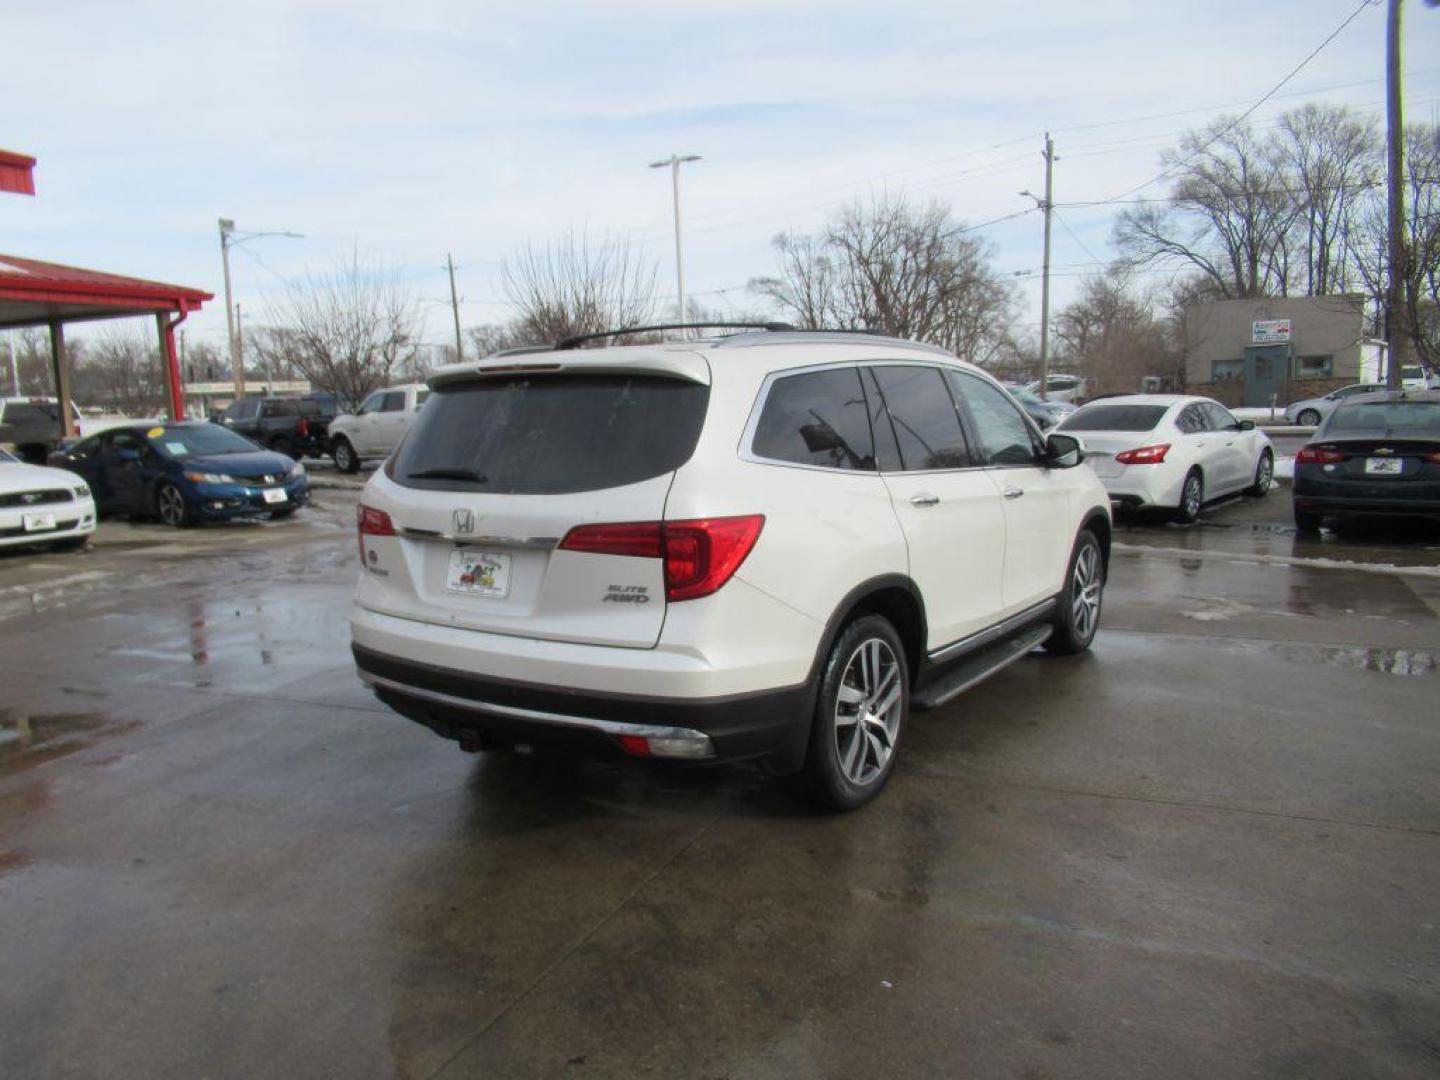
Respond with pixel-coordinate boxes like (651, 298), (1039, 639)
(1093, 0), (1380, 205)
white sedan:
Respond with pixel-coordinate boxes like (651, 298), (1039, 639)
(1058, 395), (1274, 523)
(0, 448), (96, 552)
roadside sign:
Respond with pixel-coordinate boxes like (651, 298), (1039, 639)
(1252, 319), (1292, 345)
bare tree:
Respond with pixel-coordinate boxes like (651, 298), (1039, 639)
(1115, 117), (1302, 299)
(1052, 270), (1173, 395)
(750, 196), (1019, 363)
(254, 250), (420, 408)
(74, 329), (165, 415)
(501, 230), (657, 345)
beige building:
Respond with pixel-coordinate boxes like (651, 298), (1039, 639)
(1184, 296), (1369, 407)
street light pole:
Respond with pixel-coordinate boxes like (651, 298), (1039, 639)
(1021, 133), (1057, 401)
(217, 217), (303, 400)
(649, 154), (701, 328)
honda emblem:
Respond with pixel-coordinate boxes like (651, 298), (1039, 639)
(453, 508), (475, 534)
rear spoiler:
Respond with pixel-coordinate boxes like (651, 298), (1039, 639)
(428, 350), (710, 388)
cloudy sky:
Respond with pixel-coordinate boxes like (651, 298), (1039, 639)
(4, 0), (1438, 356)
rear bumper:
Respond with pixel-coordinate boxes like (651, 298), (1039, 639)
(189, 478), (309, 517)
(1095, 468), (1183, 509)
(353, 644), (810, 764)
(1294, 475), (1440, 520)
(1293, 493), (1440, 521)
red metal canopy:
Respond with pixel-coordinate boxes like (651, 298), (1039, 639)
(0, 254), (213, 427)
(0, 150), (37, 196)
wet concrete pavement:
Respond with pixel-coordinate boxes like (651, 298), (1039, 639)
(1, 485), (1438, 1079)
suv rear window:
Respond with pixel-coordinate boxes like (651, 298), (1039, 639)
(391, 375), (710, 494)
(1060, 404), (1169, 432)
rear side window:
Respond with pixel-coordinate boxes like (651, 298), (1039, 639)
(263, 400), (298, 418)
(1062, 404), (1171, 432)
(391, 375), (710, 494)
(752, 368), (874, 471)
(869, 366), (971, 470)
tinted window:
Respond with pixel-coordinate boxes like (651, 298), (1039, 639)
(414, 389), (430, 409)
(227, 401), (258, 420)
(948, 371), (1040, 466)
(263, 400), (298, 418)
(380, 391), (407, 412)
(1328, 401), (1440, 434)
(108, 430), (144, 454)
(860, 369), (903, 472)
(391, 375), (710, 494)
(1203, 402), (1237, 430)
(150, 425), (262, 457)
(1062, 404), (1171, 432)
(869, 366), (970, 470)
(359, 392), (384, 414)
(64, 435), (102, 461)
(1174, 406), (1204, 434)
(752, 368), (874, 471)
(3, 402), (60, 424)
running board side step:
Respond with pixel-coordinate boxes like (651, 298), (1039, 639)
(912, 624), (1052, 711)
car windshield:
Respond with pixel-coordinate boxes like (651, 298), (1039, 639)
(1059, 403), (1170, 432)
(149, 425), (261, 457)
(1328, 400), (1440, 435)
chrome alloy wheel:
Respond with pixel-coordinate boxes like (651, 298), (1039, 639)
(1254, 453), (1273, 493)
(1071, 541), (1103, 641)
(834, 638), (902, 786)
(1182, 474), (1202, 519)
(158, 484), (186, 527)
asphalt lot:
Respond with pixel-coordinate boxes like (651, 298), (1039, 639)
(1, 475), (1438, 1079)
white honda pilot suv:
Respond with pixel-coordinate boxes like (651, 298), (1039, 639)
(351, 328), (1111, 809)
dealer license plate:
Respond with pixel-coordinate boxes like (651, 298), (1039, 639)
(446, 549), (512, 598)
(1364, 457), (1402, 475)
(22, 512), (57, 532)
(262, 488), (288, 504)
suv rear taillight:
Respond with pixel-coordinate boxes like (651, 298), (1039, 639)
(1115, 443), (1171, 465)
(1296, 446), (1347, 465)
(357, 504), (396, 558)
(559, 515), (765, 602)
(297, 418), (310, 437)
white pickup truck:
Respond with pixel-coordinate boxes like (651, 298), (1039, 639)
(326, 383), (430, 473)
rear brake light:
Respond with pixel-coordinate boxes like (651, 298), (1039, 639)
(297, 418), (309, 437)
(357, 504), (396, 558)
(559, 515), (765, 602)
(1425, 452), (1440, 465)
(1115, 443), (1171, 465)
(1296, 447), (1347, 465)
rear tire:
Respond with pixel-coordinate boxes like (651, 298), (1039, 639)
(1046, 530), (1104, 655)
(49, 535), (90, 552)
(1174, 470), (1203, 524)
(799, 615), (909, 812)
(1245, 450), (1274, 497)
(1297, 408), (1322, 427)
(1294, 508), (1322, 534)
(332, 437), (360, 474)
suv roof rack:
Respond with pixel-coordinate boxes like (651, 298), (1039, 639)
(553, 322), (795, 350)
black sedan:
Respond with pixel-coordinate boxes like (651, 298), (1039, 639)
(50, 422), (309, 527)
(1292, 391), (1440, 532)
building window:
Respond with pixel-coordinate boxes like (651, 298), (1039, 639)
(1212, 358), (1244, 381)
(1295, 355), (1333, 379)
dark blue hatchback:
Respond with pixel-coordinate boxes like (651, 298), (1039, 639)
(51, 422), (309, 527)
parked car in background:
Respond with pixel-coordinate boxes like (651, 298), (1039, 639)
(215, 397), (330, 459)
(351, 329), (1111, 810)
(51, 422), (308, 528)
(1292, 390), (1440, 532)
(1400, 365), (1440, 391)
(1059, 394), (1274, 522)
(1, 397), (152, 463)
(1009, 385), (1077, 430)
(0, 446), (96, 551)
(1023, 373), (1088, 404)
(1285, 383), (1388, 427)
(328, 383), (430, 473)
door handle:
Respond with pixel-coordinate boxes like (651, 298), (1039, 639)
(1003, 487), (1024, 499)
(909, 493), (939, 507)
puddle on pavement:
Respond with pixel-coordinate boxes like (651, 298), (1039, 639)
(0, 708), (138, 774)
(1183, 638), (1436, 677)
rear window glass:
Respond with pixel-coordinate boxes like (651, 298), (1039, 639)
(752, 368), (874, 470)
(3, 402), (60, 424)
(1328, 401), (1440, 434)
(391, 375), (710, 494)
(1060, 404), (1170, 432)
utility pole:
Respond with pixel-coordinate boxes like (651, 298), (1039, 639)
(217, 217), (303, 399)
(7, 331), (19, 396)
(649, 154), (702, 329)
(1021, 134), (1057, 400)
(236, 303), (245, 390)
(1384, 0), (1406, 388)
(446, 253), (464, 362)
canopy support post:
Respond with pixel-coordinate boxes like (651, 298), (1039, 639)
(48, 319), (75, 438)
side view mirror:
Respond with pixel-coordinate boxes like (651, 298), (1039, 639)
(118, 448), (141, 463)
(1045, 432), (1085, 469)
(1238, 419), (1255, 431)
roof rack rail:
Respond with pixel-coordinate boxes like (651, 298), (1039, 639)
(553, 321), (795, 350)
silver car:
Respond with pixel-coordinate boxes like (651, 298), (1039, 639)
(1284, 383), (1387, 427)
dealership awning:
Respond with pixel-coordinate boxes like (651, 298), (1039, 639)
(0, 150), (36, 196)
(0, 253), (213, 434)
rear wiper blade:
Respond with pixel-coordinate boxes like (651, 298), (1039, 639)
(406, 467), (488, 482)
